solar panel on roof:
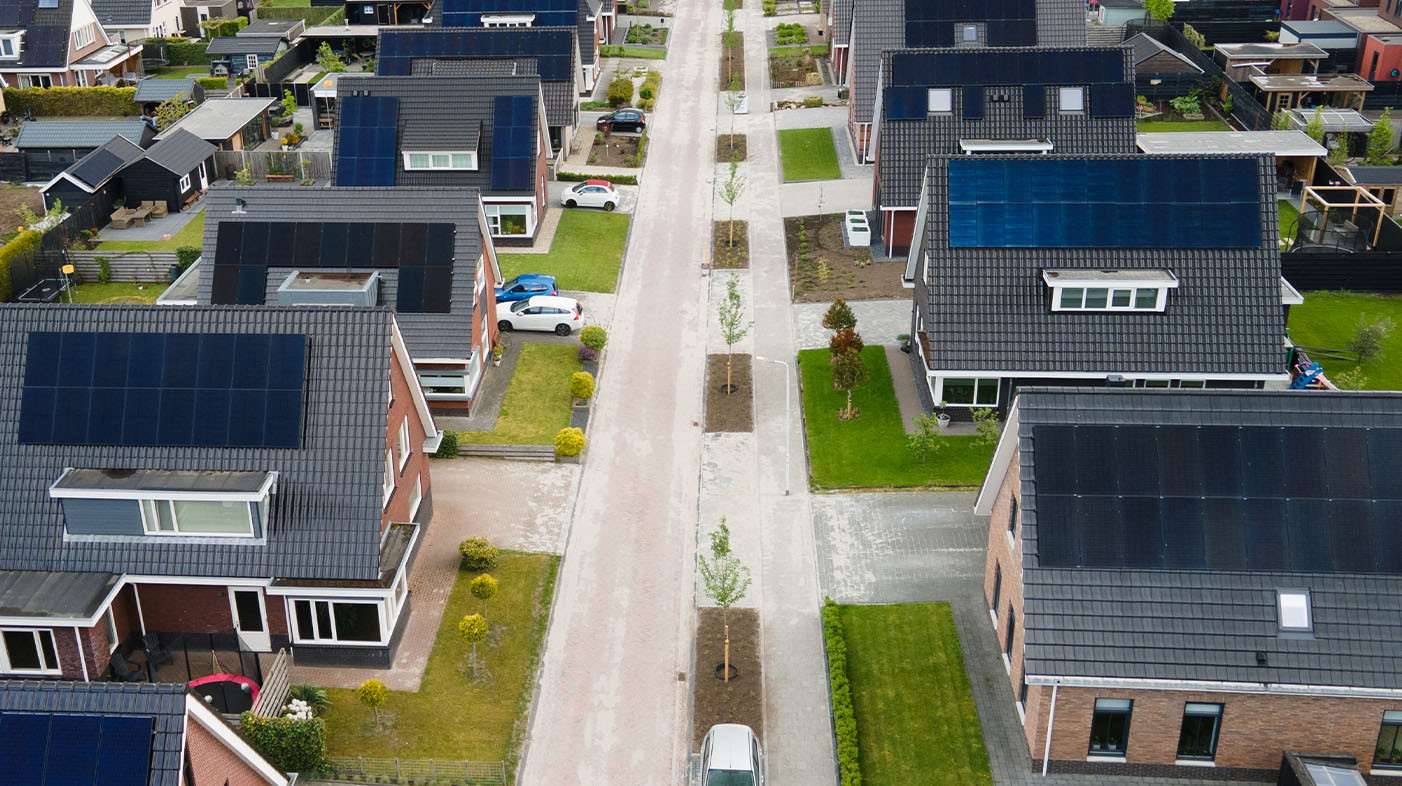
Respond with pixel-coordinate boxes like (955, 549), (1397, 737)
(903, 0), (1036, 47)
(377, 29), (574, 82)
(19, 332), (307, 449)
(491, 95), (535, 191)
(95, 716), (153, 786)
(0, 713), (151, 786)
(335, 96), (399, 187)
(0, 713), (49, 785)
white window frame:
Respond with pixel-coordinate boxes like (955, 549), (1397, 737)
(73, 24), (95, 48)
(1059, 85), (1086, 114)
(483, 204), (533, 237)
(928, 87), (953, 114)
(397, 417), (411, 472)
(418, 370), (472, 400)
(382, 449), (395, 509)
(1278, 589), (1312, 633)
(402, 150), (478, 171)
(936, 377), (999, 408)
(0, 629), (61, 675)
(408, 475), (423, 521)
(20, 74), (53, 89)
(289, 598), (389, 645)
(1132, 378), (1206, 389)
(961, 23), (978, 42)
(178, 173), (192, 192)
(139, 499), (257, 538)
(1053, 285), (1169, 312)
(0, 35), (19, 59)
(245, 53), (259, 70)
(103, 607), (119, 653)
(482, 13), (535, 26)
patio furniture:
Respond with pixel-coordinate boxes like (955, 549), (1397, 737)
(143, 632), (174, 670)
(183, 192), (200, 209)
(130, 205), (151, 226)
(149, 201), (168, 218)
(107, 652), (144, 682)
(110, 208), (132, 229)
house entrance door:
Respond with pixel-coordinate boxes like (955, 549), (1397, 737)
(229, 588), (272, 652)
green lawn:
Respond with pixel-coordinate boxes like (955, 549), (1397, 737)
(799, 347), (995, 488)
(1288, 291), (1402, 389)
(838, 603), (992, 786)
(1279, 198), (1300, 242)
(96, 209), (205, 251)
(323, 552), (559, 765)
(68, 281), (167, 304)
(458, 342), (582, 445)
(599, 45), (667, 59)
(261, 0), (309, 6)
(769, 44), (830, 57)
(1135, 119), (1232, 132)
(779, 128), (841, 182)
(499, 210), (630, 292)
(151, 65), (208, 79)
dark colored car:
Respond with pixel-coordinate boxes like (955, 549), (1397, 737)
(596, 109), (647, 133)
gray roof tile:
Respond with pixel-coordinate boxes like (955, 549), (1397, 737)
(89, 0), (151, 26)
(16, 120), (152, 150)
(141, 128), (216, 175)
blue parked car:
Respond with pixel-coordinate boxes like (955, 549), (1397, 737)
(495, 274), (558, 303)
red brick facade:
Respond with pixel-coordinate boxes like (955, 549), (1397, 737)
(186, 707), (282, 785)
(385, 347), (433, 527)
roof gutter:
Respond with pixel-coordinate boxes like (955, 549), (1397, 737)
(1026, 674), (1402, 700)
(973, 397), (1020, 515)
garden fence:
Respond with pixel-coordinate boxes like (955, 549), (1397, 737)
(67, 249), (180, 283)
(326, 758), (506, 786)
(1126, 21), (1272, 131)
(213, 150), (334, 181)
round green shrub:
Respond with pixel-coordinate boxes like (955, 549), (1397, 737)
(554, 427), (586, 457)
(570, 371), (596, 401)
(458, 613), (488, 642)
(239, 712), (327, 773)
(432, 429), (460, 459)
(458, 537), (499, 569)
(579, 325), (608, 351)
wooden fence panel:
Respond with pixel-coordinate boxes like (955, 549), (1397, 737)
(212, 150), (334, 181)
(251, 648), (292, 718)
(67, 249), (180, 282)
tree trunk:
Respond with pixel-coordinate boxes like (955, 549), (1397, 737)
(723, 620), (731, 682)
(482, 599), (488, 620)
(471, 642), (478, 677)
(845, 389), (853, 417)
(728, 215), (735, 247)
(726, 351), (733, 395)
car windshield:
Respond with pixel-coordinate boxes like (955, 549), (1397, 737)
(705, 770), (755, 786)
(511, 300), (533, 313)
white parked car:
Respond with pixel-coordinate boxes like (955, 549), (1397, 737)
(844, 209), (871, 248)
(496, 295), (584, 336)
(700, 724), (765, 786)
(561, 179), (619, 211)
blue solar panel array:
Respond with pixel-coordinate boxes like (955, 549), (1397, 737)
(18, 332), (307, 448)
(0, 713), (153, 786)
(376, 29), (574, 83)
(491, 95), (535, 191)
(904, 0), (1036, 48)
(945, 157), (1262, 248)
(439, 0), (576, 28)
(335, 96), (399, 187)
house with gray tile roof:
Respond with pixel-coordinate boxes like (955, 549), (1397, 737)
(89, 0), (181, 43)
(196, 185), (503, 415)
(15, 120), (155, 183)
(0, 680), (288, 785)
(975, 387), (1402, 778)
(0, 0), (145, 89)
(846, 0), (1085, 161)
(824, 0), (853, 83)
(904, 153), (1292, 415)
(425, 0), (611, 92)
(333, 73), (553, 241)
(872, 45), (1139, 256)
(39, 135), (144, 219)
(0, 304), (441, 674)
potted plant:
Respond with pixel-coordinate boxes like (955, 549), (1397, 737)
(936, 401), (950, 430)
(490, 340), (504, 366)
(898, 333), (912, 353)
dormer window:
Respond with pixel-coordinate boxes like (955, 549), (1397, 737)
(1044, 269), (1178, 312)
(403, 151), (478, 171)
(50, 468), (275, 541)
(482, 13), (534, 26)
(1278, 589), (1313, 634)
(0, 33), (21, 59)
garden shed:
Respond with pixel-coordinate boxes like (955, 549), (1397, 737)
(1135, 130), (1325, 192)
(157, 97), (275, 151)
(133, 77), (207, 115)
(14, 120), (154, 182)
(120, 129), (216, 213)
(39, 135), (146, 224)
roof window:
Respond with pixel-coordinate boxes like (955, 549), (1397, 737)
(1044, 269), (1178, 312)
(1277, 589), (1312, 634)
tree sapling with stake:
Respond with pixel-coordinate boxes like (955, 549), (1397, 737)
(716, 275), (753, 395)
(697, 517), (751, 682)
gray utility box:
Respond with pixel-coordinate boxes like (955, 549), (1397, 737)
(277, 270), (379, 307)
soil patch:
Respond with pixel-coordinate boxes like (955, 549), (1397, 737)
(693, 607), (762, 750)
(589, 134), (641, 168)
(624, 22), (668, 44)
(0, 186), (44, 231)
(770, 53), (821, 89)
(716, 134), (748, 162)
(705, 353), (753, 432)
(720, 32), (745, 90)
(712, 220), (749, 269)
(785, 213), (909, 302)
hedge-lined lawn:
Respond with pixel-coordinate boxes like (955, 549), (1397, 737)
(96, 209), (205, 251)
(799, 347), (995, 488)
(499, 210), (630, 292)
(779, 128), (841, 182)
(1279, 198), (1300, 242)
(1135, 119), (1232, 132)
(68, 282), (166, 304)
(458, 342), (581, 445)
(151, 66), (208, 79)
(769, 43), (830, 56)
(1288, 291), (1402, 389)
(600, 45), (667, 59)
(839, 603), (991, 786)
(323, 552), (559, 764)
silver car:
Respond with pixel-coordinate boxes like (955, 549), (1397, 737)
(700, 723), (765, 786)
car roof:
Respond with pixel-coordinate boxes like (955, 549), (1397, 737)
(706, 724), (755, 772)
(524, 295), (577, 307)
(583, 179), (613, 187)
(506, 273), (555, 283)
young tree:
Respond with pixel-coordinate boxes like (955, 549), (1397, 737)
(697, 517), (751, 683)
(1305, 106), (1325, 144)
(1144, 0), (1175, 21)
(724, 89), (744, 152)
(470, 574), (499, 619)
(153, 95), (192, 131)
(831, 348), (868, 419)
(972, 407), (1002, 448)
(822, 298), (857, 332)
(828, 327), (863, 360)
(355, 679), (387, 726)
(718, 159), (746, 248)
(907, 412), (942, 464)
(316, 42), (346, 73)
(458, 613), (488, 677)
(1347, 315), (1395, 362)
(1271, 110), (1292, 130)
(716, 275), (753, 394)
(1368, 107), (1394, 165)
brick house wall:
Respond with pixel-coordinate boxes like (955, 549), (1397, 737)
(983, 447), (1027, 707)
(384, 347), (432, 528)
(186, 710), (280, 786)
(133, 584), (289, 638)
(881, 209), (917, 256)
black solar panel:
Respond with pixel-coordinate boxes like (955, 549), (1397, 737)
(962, 86), (983, 119)
(17, 26), (67, 69)
(903, 0), (1036, 48)
(335, 96), (399, 187)
(0, 714), (151, 786)
(891, 49), (1126, 88)
(0, 2), (35, 25)
(440, 0), (576, 28)
(884, 86), (926, 120)
(19, 332), (306, 449)
(491, 95), (535, 191)
(377, 29), (574, 83)
(1022, 84), (1045, 117)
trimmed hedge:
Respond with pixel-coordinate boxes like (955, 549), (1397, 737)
(431, 429), (460, 458)
(558, 172), (638, 185)
(3, 87), (139, 117)
(822, 598), (862, 786)
(256, 5), (341, 23)
(196, 77), (227, 90)
(199, 16), (247, 36)
(0, 230), (43, 303)
(148, 36), (212, 66)
(239, 713), (327, 774)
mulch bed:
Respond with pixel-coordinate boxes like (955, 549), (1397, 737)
(712, 220), (749, 269)
(589, 134), (641, 167)
(720, 32), (746, 90)
(705, 353), (753, 432)
(693, 606), (762, 750)
(770, 52), (822, 89)
(0, 187), (43, 231)
(716, 134), (748, 162)
(624, 22), (667, 44)
(785, 213), (909, 302)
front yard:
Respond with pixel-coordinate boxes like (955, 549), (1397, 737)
(837, 603), (992, 786)
(499, 210), (630, 293)
(457, 342), (582, 445)
(778, 128), (841, 182)
(1288, 291), (1402, 389)
(799, 347), (995, 488)
(322, 552), (559, 765)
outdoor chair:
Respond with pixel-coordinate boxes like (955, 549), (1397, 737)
(149, 201), (168, 218)
(107, 652), (143, 682)
(143, 633), (173, 670)
(110, 209), (131, 230)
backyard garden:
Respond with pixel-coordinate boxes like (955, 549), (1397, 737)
(1288, 291), (1402, 390)
(785, 214), (907, 302)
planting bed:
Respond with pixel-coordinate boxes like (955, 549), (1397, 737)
(720, 32), (746, 90)
(705, 354), (754, 432)
(785, 214), (906, 302)
(716, 134), (748, 162)
(693, 607), (762, 750)
(589, 134), (641, 168)
(712, 220), (749, 269)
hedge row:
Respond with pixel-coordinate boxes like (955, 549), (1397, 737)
(3, 87), (139, 117)
(196, 77), (228, 90)
(239, 713), (327, 774)
(255, 5), (341, 23)
(822, 598), (862, 786)
(199, 16), (247, 36)
(149, 36), (212, 65)
(0, 230), (43, 303)
(558, 172), (639, 185)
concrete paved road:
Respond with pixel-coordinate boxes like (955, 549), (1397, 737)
(516, 0), (718, 780)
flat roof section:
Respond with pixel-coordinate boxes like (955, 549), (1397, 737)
(51, 468), (271, 494)
(0, 571), (119, 619)
(1325, 7), (1402, 34)
(1248, 72), (1374, 91)
(1215, 41), (1327, 59)
(1287, 107), (1374, 132)
(1136, 130), (1326, 158)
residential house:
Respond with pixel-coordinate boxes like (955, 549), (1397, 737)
(156, 96), (275, 151)
(196, 186), (502, 413)
(0, 0), (144, 89)
(976, 387), (1402, 779)
(333, 73), (551, 242)
(40, 134), (145, 219)
(120, 127), (215, 212)
(90, 0), (181, 43)
(206, 34), (287, 77)
(904, 153), (1293, 414)
(0, 304), (440, 672)
(350, 0), (431, 25)
(179, 0), (238, 36)
(1280, 18), (1361, 70)
(0, 680), (289, 785)
(375, 26), (580, 155)
(433, 0), (610, 93)
(15, 120), (154, 182)
(873, 46), (1137, 257)
(846, 0), (1084, 162)
(825, 0), (853, 86)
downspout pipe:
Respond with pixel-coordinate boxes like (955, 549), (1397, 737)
(1041, 683), (1058, 777)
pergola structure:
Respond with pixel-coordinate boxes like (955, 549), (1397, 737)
(1299, 185), (1388, 248)
(1248, 72), (1373, 112)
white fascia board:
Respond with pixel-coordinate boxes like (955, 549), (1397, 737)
(185, 695), (290, 785)
(928, 368), (1289, 382)
(390, 318), (441, 453)
(974, 398), (1020, 515)
(48, 471), (275, 502)
(41, 171), (97, 193)
(1027, 674), (1402, 700)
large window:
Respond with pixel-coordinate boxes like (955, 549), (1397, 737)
(140, 499), (254, 536)
(292, 599), (383, 644)
(485, 205), (530, 236)
(0, 629), (60, 674)
(1088, 698), (1132, 756)
(1376, 711), (1402, 768)
(20, 74), (52, 89)
(0, 36), (18, 58)
(403, 151), (478, 171)
(1177, 703), (1223, 760)
(1055, 286), (1166, 311)
(941, 377), (998, 407)
(418, 370), (470, 398)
